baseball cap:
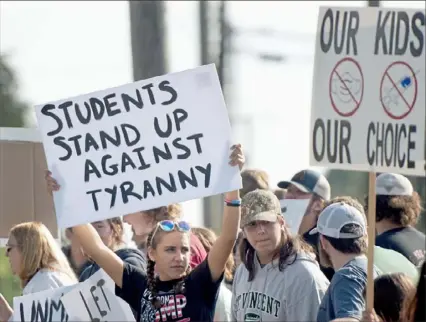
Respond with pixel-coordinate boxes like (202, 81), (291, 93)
(277, 169), (331, 200)
(310, 202), (367, 239)
(376, 173), (413, 196)
(240, 189), (281, 227)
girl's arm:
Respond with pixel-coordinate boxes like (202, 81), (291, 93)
(45, 171), (125, 287)
(207, 144), (244, 282)
(71, 224), (125, 287)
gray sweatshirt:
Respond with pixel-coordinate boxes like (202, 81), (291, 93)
(231, 252), (330, 322)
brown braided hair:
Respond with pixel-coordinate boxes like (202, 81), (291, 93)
(146, 223), (191, 309)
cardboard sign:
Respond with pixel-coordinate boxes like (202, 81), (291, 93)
(12, 284), (75, 322)
(310, 7), (425, 176)
(0, 127), (58, 244)
(61, 269), (135, 322)
(35, 64), (242, 228)
(280, 199), (310, 235)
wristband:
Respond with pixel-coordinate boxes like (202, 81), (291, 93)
(225, 202), (241, 207)
(225, 199), (241, 207)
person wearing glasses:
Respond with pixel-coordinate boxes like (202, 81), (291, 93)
(45, 144), (245, 322)
(0, 222), (77, 321)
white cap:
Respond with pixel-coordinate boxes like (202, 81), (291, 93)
(310, 202), (367, 239)
(376, 173), (413, 196)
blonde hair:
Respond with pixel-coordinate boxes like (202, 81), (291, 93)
(191, 227), (234, 284)
(10, 222), (77, 287)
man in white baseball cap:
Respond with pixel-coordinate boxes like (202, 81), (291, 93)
(368, 173), (425, 267)
(321, 196), (419, 283)
(314, 202), (381, 322)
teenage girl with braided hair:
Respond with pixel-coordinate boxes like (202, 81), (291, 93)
(46, 144), (245, 322)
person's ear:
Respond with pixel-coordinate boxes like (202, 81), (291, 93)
(277, 216), (285, 228)
(319, 235), (328, 250)
(314, 199), (324, 213)
(148, 246), (157, 262)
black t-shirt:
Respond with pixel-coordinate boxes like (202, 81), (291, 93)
(303, 228), (335, 281)
(117, 258), (222, 322)
(375, 226), (426, 267)
(79, 247), (146, 282)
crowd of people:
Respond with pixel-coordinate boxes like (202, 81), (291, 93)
(0, 143), (424, 322)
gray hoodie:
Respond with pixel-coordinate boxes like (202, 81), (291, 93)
(232, 252), (330, 322)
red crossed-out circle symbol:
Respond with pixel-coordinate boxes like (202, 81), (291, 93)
(329, 57), (364, 117)
(380, 61), (418, 120)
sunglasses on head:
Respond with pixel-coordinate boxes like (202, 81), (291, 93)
(150, 220), (191, 243)
(158, 220), (191, 232)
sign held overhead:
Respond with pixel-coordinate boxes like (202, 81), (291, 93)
(35, 64), (242, 228)
(310, 6), (425, 176)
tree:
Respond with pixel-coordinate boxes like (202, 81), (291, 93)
(0, 54), (25, 302)
(0, 54), (28, 127)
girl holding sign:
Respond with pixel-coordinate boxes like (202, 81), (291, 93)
(0, 222), (77, 321)
(45, 144), (245, 322)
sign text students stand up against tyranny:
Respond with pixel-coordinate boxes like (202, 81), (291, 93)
(310, 7), (425, 176)
(35, 64), (242, 228)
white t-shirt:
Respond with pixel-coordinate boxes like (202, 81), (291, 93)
(214, 283), (232, 322)
(23, 269), (76, 295)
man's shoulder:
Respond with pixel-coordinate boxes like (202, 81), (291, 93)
(333, 258), (369, 282)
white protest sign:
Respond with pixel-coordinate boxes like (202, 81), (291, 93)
(12, 284), (76, 322)
(310, 7), (425, 176)
(61, 269), (135, 322)
(35, 64), (242, 228)
(279, 199), (310, 235)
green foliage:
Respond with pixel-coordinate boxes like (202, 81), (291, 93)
(0, 54), (27, 127)
(0, 248), (21, 304)
(0, 54), (26, 303)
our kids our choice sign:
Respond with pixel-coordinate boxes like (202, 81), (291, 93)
(310, 6), (425, 176)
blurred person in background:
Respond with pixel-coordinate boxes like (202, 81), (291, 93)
(45, 172), (147, 281)
(192, 227), (233, 321)
(233, 189), (329, 322)
(278, 169), (334, 280)
(362, 273), (415, 322)
(325, 196), (419, 283)
(77, 218), (146, 282)
(61, 227), (90, 276)
(240, 168), (269, 198)
(273, 188), (286, 200)
(315, 202), (381, 322)
(123, 204), (207, 269)
(0, 222), (77, 321)
(366, 173), (425, 267)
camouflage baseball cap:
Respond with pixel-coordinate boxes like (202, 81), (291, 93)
(241, 189), (281, 227)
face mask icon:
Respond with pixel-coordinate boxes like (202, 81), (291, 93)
(331, 71), (361, 103)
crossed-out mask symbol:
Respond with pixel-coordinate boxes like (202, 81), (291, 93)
(331, 71), (362, 103)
